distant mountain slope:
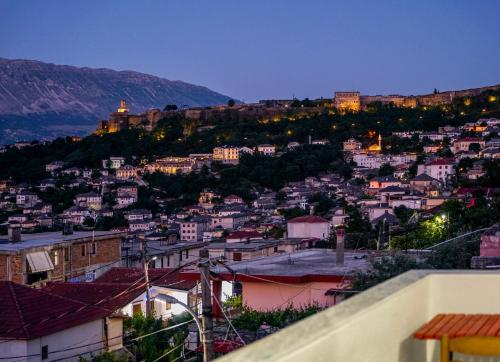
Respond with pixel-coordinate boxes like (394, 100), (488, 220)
(0, 58), (233, 143)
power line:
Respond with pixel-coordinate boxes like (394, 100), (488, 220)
(130, 319), (193, 341)
(151, 343), (183, 362)
(200, 271), (246, 346)
(0, 260), (199, 345)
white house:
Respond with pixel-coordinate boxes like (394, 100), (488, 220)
(257, 144), (276, 156)
(0, 281), (123, 362)
(416, 158), (455, 183)
(287, 215), (331, 240)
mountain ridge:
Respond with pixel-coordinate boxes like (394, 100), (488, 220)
(0, 57), (234, 143)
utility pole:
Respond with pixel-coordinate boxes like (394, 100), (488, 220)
(142, 239), (152, 318)
(199, 248), (215, 362)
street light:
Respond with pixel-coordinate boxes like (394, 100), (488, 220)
(162, 295), (203, 349)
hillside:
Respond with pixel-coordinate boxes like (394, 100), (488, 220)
(0, 58), (233, 143)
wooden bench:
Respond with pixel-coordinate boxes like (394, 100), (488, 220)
(414, 314), (500, 362)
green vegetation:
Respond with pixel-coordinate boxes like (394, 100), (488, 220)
(2, 88), (499, 185)
(232, 305), (321, 332)
(124, 313), (191, 362)
(389, 197), (500, 250)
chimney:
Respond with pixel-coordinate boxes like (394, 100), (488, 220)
(335, 227), (345, 266)
(63, 222), (74, 235)
(8, 226), (21, 243)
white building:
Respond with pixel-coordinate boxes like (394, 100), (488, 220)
(213, 146), (240, 164)
(416, 158), (455, 183)
(0, 281), (123, 362)
(102, 156), (125, 169)
(287, 215), (331, 240)
(75, 192), (102, 210)
(257, 144), (276, 156)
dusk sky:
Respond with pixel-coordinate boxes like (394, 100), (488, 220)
(1, 0), (499, 102)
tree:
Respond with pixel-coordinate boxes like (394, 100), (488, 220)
(227, 99), (236, 107)
(378, 163), (394, 177)
(468, 143), (481, 153)
(163, 104), (178, 111)
(350, 254), (419, 292)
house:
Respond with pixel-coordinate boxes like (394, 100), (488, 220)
(75, 192), (102, 210)
(116, 164), (138, 179)
(370, 211), (400, 228)
(102, 156), (125, 169)
(198, 189), (221, 209)
(62, 167), (82, 176)
(311, 139), (329, 145)
(0, 229), (125, 285)
(409, 173), (442, 192)
(122, 239), (207, 270)
(181, 247), (370, 312)
(38, 179), (57, 191)
(116, 194), (136, 208)
(91, 267), (199, 319)
(16, 191), (40, 208)
(45, 161), (64, 173)
(452, 137), (485, 154)
(129, 220), (156, 232)
(125, 209), (152, 221)
(63, 205), (91, 225)
(211, 213), (250, 231)
(330, 207), (349, 227)
(213, 146), (240, 164)
(224, 194), (245, 205)
(287, 141), (301, 150)
(208, 238), (318, 262)
(0, 281), (124, 362)
(287, 215), (331, 240)
(368, 176), (401, 190)
(117, 185), (138, 198)
(343, 138), (362, 152)
(178, 217), (211, 242)
(257, 144), (276, 156)
(416, 158), (455, 183)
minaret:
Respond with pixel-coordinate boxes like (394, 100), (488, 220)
(378, 133), (382, 150)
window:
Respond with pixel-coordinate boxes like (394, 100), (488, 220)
(233, 252), (242, 262)
(54, 251), (59, 266)
(64, 247), (70, 262)
(185, 250), (189, 258)
(41, 345), (48, 360)
(81, 244), (86, 257)
(179, 252), (183, 262)
(90, 242), (97, 255)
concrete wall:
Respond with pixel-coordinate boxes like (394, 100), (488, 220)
(0, 319), (108, 362)
(217, 271), (500, 362)
(242, 281), (341, 311)
(287, 222), (330, 240)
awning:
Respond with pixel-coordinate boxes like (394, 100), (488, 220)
(26, 251), (54, 273)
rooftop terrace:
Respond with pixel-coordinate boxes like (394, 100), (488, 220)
(217, 270), (500, 362)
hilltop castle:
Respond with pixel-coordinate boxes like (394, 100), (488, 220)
(333, 83), (500, 112)
(96, 100), (163, 134)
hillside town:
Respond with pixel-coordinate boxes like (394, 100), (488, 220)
(1, 90), (500, 361)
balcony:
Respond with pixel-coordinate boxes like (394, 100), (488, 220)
(217, 270), (500, 362)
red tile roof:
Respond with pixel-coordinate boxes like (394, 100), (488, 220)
(0, 281), (112, 340)
(94, 267), (197, 291)
(43, 282), (144, 312)
(287, 215), (329, 224)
